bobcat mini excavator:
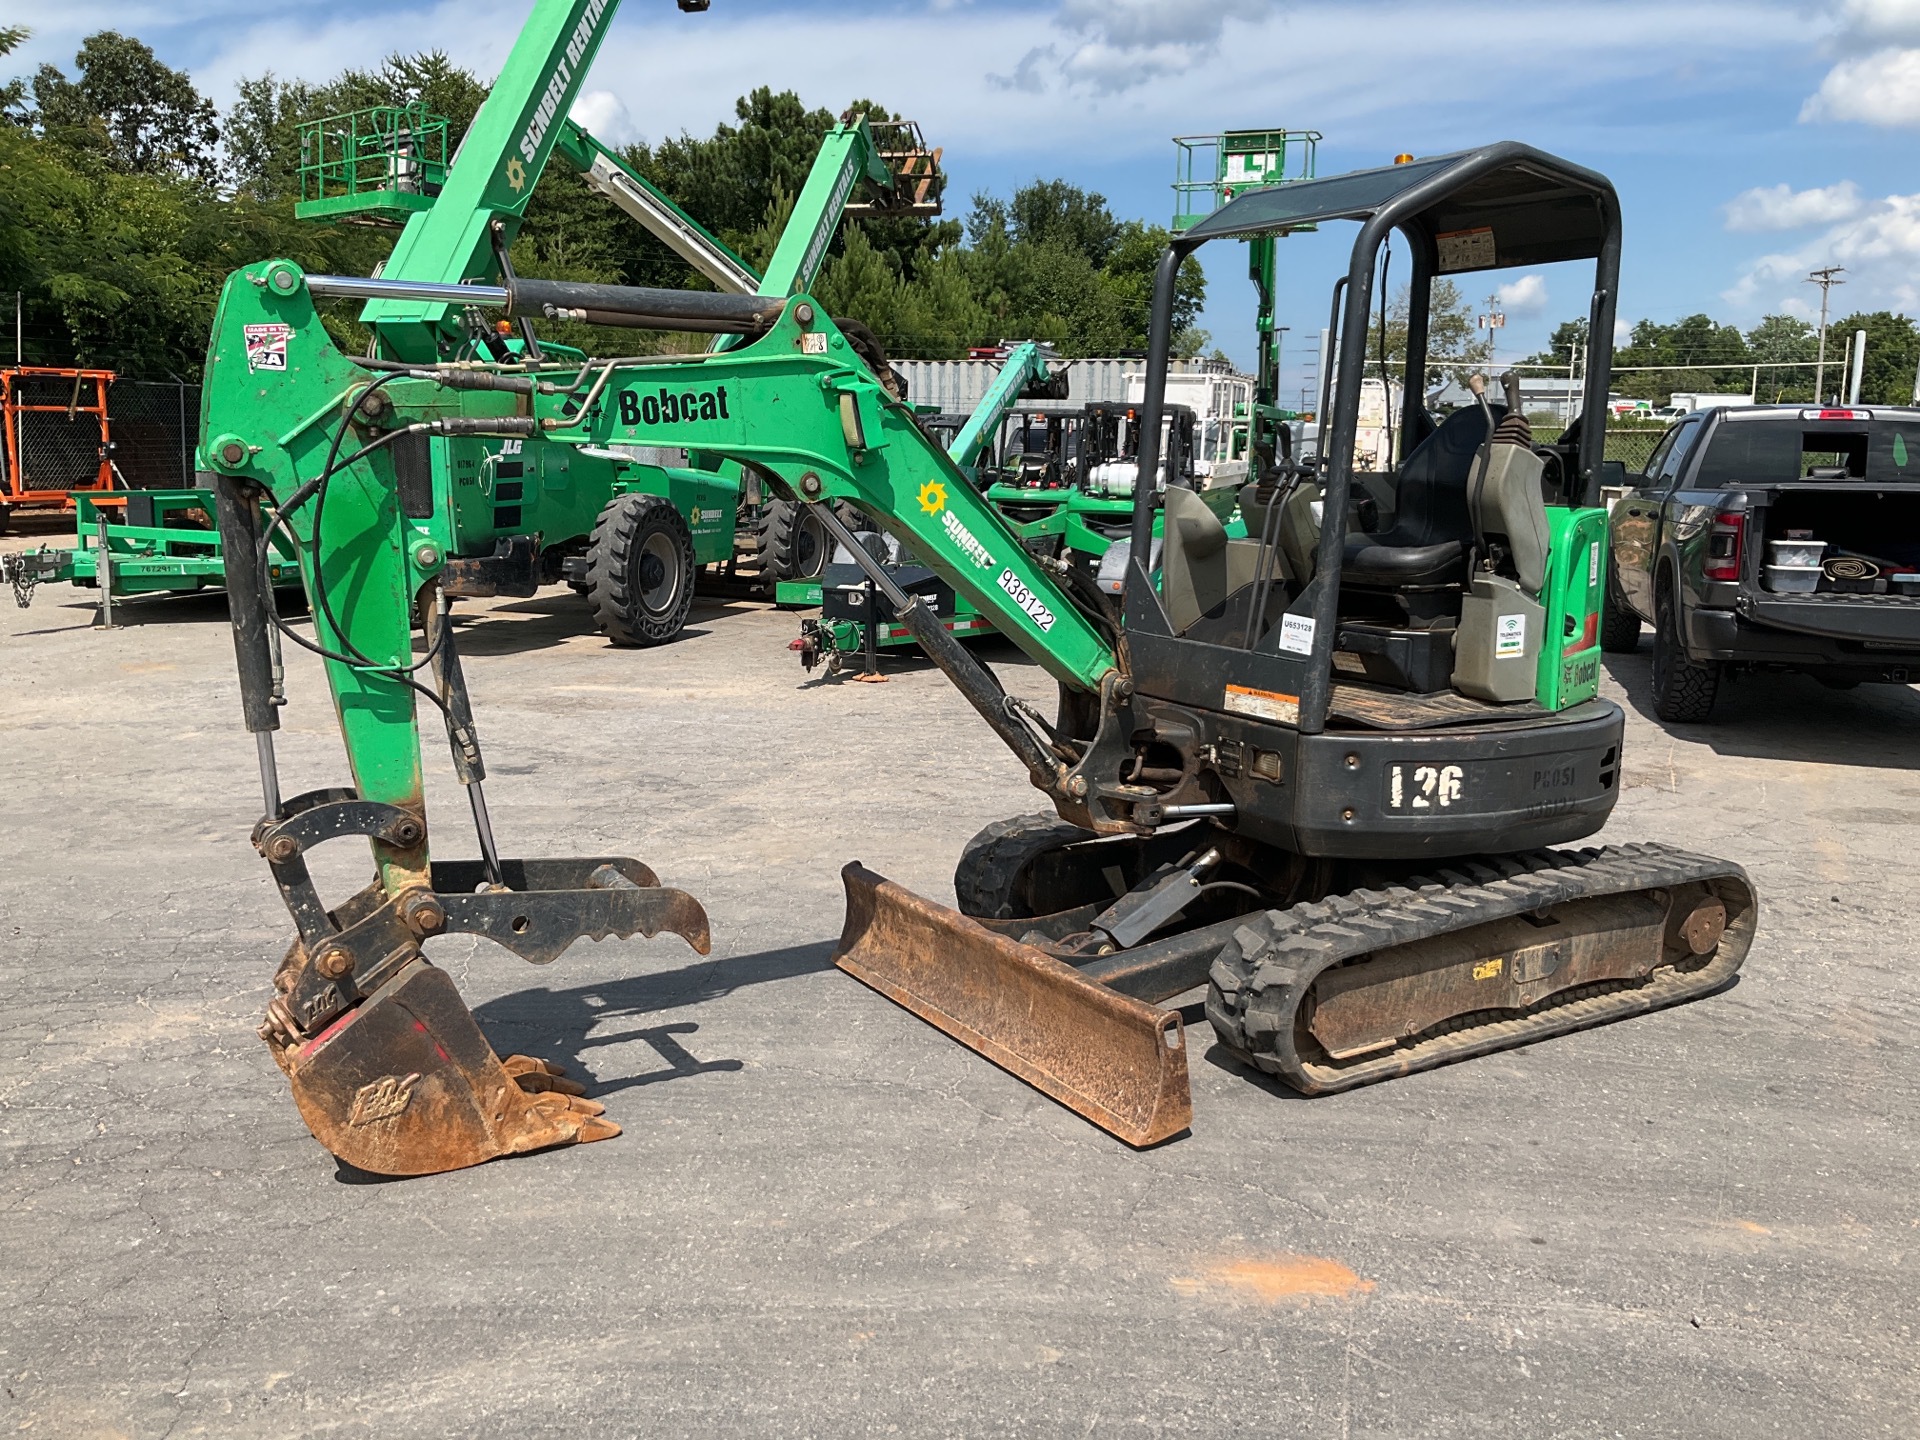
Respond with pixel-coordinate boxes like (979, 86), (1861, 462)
(203, 144), (1755, 1174)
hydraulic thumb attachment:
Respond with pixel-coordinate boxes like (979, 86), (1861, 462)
(255, 790), (712, 1177)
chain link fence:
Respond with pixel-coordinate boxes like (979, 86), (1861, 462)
(108, 380), (202, 490)
(1535, 423), (1668, 478)
(2, 374), (201, 497)
(5, 371), (109, 494)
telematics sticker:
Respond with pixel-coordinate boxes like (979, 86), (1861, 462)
(1224, 684), (1299, 725)
(1278, 613), (1316, 656)
(244, 323), (291, 372)
(1495, 612), (1527, 658)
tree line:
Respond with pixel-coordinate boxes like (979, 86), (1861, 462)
(0, 29), (1207, 381)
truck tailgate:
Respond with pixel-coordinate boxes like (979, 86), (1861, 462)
(1736, 589), (1920, 645)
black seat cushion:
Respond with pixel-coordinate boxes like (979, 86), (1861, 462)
(1344, 538), (1465, 587)
(1340, 404), (1495, 590)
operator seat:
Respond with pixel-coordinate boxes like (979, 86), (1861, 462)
(1339, 404), (1495, 589)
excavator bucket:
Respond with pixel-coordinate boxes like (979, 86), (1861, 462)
(278, 959), (620, 1177)
(833, 863), (1191, 1147)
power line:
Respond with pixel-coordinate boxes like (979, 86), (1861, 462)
(1807, 265), (1846, 404)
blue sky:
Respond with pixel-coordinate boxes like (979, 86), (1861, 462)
(12, 0), (1920, 397)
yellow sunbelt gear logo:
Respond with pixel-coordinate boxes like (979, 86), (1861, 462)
(505, 157), (527, 193)
(917, 480), (947, 516)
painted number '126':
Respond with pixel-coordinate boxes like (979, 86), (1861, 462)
(1389, 763), (1464, 809)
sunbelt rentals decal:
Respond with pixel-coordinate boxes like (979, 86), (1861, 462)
(513, 0), (613, 186)
(919, 478), (1051, 632)
(916, 481), (996, 570)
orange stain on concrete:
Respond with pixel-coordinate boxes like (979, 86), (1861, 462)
(1172, 1254), (1375, 1303)
(1734, 1220), (1772, 1236)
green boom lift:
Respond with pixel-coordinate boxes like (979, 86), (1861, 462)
(288, 0), (942, 644)
(202, 143), (1756, 1177)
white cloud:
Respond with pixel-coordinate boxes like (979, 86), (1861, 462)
(569, 89), (632, 146)
(991, 0), (1277, 95)
(1724, 190), (1920, 313)
(1496, 273), (1548, 313)
(1802, 0), (1920, 125)
(1829, 0), (1920, 45)
(1614, 318), (1631, 346)
(1801, 46), (1920, 125)
(1723, 180), (1864, 231)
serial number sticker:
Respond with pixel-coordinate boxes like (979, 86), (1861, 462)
(1278, 613), (1317, 656)
(243, 323), (291, 372)
(1388, 762), (1465, 810)
(1223, 684), (1299, 726)
(1588, 541), (1600, 586)
(1473, 957), (1504, 982)
(1435, 225), (1496, 273)
(1495, 612), (1527, 659)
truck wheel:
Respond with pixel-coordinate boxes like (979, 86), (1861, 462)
(586, 493), (695, 647)
(1651, 577), (1718, 723)
(757, 498), (832, 584)
(1599, 566), (1641, 653)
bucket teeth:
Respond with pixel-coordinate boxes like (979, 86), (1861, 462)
(833, 862), (1191, 1147)
(280, 959), (619, 1176)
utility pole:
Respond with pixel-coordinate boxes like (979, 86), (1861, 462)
(1807, 264), (1845, 403)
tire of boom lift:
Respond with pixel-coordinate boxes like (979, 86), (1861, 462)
(1650, 575), (1719, 723)
(585, 492), (696, 647)
(954, 812), (1095, 920)
(757, 498), (833, 584)
(1599, 564), (1641, 653)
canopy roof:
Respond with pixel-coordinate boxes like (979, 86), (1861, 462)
(1180, 142), (1615, 272)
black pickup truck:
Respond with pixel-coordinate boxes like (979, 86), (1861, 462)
(1602, 404), (1920, 720)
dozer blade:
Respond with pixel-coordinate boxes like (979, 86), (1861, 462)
(284, 959), (617, 1177)
(833, 863), (1191, 1147)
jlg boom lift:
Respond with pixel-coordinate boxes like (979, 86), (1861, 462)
(202, 138), (1756, 1175)
(291, 0), (942, 644)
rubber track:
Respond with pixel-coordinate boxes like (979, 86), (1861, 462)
(1203, 842), (1755, 1094)
(954, 812), (1092, 920)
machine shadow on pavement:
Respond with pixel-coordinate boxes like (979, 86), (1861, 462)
(468, 940), (837, 1088)
(1604, 651), (1920, 768)
(442, 590), (768, 658)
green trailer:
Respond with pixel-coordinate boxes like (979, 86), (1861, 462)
(2, 490), (298, 611)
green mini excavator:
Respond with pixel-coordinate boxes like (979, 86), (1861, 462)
(201, 135), (1757, 1174)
